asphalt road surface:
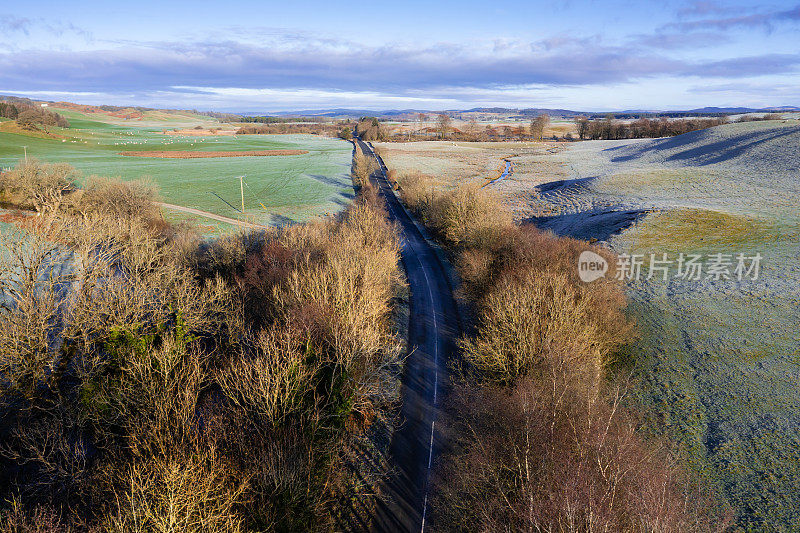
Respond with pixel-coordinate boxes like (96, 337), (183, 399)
(354, 138), (461, 532)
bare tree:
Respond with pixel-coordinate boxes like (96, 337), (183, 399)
(465, 118), (479, 141)
(417, 113), (428, 137)
(530, 114), (550, 142)
(575, 115), (589, 140)
(436, 113), (452, 140)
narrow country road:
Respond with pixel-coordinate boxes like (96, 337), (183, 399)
(354, 138), (461, 532)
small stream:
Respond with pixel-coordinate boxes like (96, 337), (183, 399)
(482, 160), (513, 187)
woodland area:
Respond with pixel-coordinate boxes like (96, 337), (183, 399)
(0, 159), (403, 531)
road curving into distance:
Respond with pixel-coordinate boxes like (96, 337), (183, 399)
(353, 137), (461, 532)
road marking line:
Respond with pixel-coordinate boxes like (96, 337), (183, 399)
(418, 258), (439, 533)
(364, 141), (441, 532)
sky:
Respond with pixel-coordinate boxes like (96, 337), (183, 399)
(1, 0), (799, 112)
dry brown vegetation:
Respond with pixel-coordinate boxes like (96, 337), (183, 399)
(392, 171), (731, 531)
(0, 159), (78, 213)
(235, 122), (346, 136)
(395, 171), (512, 249)
(0, 160), (403, 530)
(735, 112), (784, 122)
(78, 176), (162, 223)
(351, 149), (378, 189)
(354, 117), (386, 142)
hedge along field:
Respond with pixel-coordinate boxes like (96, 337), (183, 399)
(0, 108), (354, 231)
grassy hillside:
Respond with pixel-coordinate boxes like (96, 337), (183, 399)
(548, 121), (800, 529)
(0, 108), (354, 230)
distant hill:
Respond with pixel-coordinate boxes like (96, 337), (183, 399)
(688, 106), (800, 114)
(262, 105), (800, 120)
(4, 94), (798, 122)
(263, 108), (418, 118)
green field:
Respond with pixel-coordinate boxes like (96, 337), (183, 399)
(0, 108), (354, 231)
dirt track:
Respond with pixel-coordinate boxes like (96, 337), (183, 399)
(157, 202), (266, 229)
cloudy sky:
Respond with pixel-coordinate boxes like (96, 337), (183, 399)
(1, 0), (799, 111)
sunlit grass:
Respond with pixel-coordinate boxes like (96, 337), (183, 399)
(627, 207), (783, 255)
(0, 113), (354, 231)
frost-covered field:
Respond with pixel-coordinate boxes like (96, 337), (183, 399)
(378, 121), (800, 528)
(518, 120), (800, 529)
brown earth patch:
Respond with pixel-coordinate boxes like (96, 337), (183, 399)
(0, 209), (34, 224)
(120, 149), (308, 158)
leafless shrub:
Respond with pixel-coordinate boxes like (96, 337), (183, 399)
(397, 172), (513, 249)
(433, 379), (730, 532)
(396, 171), (436, 215)
(116, 336), (204, 457)
(60, 225), (215, 355)
(0, 499), (73, 533)
(0, 154), (403, 530)
(0, 413), (90, 504)
(352, 150), (377, 188)
(217, 328), (312, 426)
(78, 176), (161, 225)
(273, 202), (403, 416)
(427, 183), (513, 248)
(393, 167), (726, 531)
(104, 450), (246, 533)
(461, 271), (612, 391)
(0, 228), (72, 398)
(0, 160), (77, 213)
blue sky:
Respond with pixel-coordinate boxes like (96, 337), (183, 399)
(1, 0), (799, 111)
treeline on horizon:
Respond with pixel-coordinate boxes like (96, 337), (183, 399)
(235, 121), (350, 136)
(574, 115), (727, 140)
(236, 115), (332, 124)
(0, 97), (70, 130)
(357, 114), (739, 142)
(573, 112), (785, 140)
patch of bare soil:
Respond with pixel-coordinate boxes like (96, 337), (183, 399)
(0, 209), (34, 224)
(120, 149), (308, 158)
